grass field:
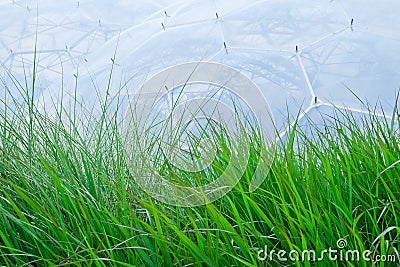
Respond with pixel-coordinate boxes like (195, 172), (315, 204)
(0, 66), (399, 266)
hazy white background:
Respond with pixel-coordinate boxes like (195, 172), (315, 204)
(1, 0), (399, 131)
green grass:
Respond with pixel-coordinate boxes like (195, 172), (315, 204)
(0, 65), (399, 266)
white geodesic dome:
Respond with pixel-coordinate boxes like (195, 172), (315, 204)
(1, 0), (400, 132)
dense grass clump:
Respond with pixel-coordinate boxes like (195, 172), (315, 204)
(0, 69), (399, 266)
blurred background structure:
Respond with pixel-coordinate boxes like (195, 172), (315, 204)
(1, 0), (399, 132)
